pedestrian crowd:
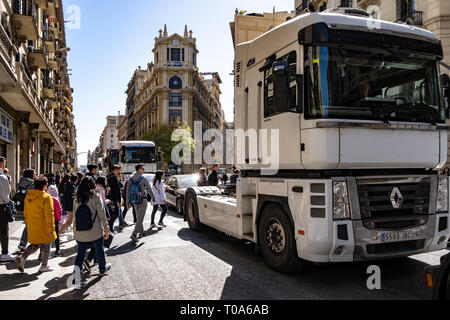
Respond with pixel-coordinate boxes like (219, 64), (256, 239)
(0, 160), (169, 289)
(0, 157), (238, 289)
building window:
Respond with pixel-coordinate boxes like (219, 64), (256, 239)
(156, 52), (159, 64)
(396, 0), (414, 21)
(169, 110), (183, 123)
(339, 0), (352, 8)
(182, 48), (185, 61)
(171, 48), (181, 61)
(296, 0), (309, 14)
(169, 93), (182, 106)
(167, 48), (169, 61)
(169, 76), (182, 89)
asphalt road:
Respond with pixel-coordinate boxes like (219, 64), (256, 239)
(0, 206), (448, 300)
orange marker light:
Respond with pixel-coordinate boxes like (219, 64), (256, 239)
(425, 273), (433, 288)
(298, 230), (305, 236)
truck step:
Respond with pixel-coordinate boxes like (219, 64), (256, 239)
(243, 233), (254, 241)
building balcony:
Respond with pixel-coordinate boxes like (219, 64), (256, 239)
(0, 22), (18, 85)
(35, 0), (48, 9)
(0, 60), (67, 154)
(48, 21), (58, 33)
(46, 0), (57, 18)
(28, 38), (48, 69)
(48, 56), (57, 70)
(11, 0), (39, 41)
(42, 77), (55, 98)
(57, 56), (67, 68)
(44, 34), (56, 52)
(47, 98), (58, 108)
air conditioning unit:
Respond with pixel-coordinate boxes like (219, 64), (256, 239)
(325, 7), (370, 18)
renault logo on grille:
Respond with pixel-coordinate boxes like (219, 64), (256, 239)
(390, 187), (404, 209)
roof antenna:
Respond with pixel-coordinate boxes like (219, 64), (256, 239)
(309, 1), (318, 12)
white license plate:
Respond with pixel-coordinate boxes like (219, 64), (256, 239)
(381, 231), (414, 243)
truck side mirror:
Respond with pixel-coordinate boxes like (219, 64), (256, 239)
(296, 74), (304, 113)
(272, 61), (290, 113)
(441, 74), (450, 118)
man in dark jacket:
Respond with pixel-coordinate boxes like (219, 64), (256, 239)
(86, 164), (98, 183)
(107, 165), (127, 231)
(59, 174), (78, 234)
(16, 169), (36, 251)
(208, 164), (221, 189)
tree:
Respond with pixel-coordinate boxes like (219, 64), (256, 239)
(142, 120), (194, 166)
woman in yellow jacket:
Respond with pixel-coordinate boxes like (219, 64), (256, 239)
(16, 176), (57, 273)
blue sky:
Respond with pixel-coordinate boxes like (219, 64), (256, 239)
(63, 0), (294, 166)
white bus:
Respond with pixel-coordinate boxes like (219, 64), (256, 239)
(119, 141), (158, 183)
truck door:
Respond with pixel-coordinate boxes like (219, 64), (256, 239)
(259, 46), (303, 171)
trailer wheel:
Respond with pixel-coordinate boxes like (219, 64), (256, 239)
(185, 190), (201, 231)
(258, 204), (298, 274)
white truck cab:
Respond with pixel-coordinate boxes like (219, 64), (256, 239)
(184, 10), (450, 273)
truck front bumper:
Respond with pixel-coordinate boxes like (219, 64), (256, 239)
(297, 213), (450, 263)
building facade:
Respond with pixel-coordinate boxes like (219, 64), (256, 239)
(230, 10), (296, 47)
(117, 114), (127, 142)
(125, 67), (146, 141)
(99, 113), (125, 155)
(132, 25), (225, 170)
(0, 0), (76, 190)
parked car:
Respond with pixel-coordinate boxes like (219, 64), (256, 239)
(143, 173), (156, 184)
(164, 174), (199, 215)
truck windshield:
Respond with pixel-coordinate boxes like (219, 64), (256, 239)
(304, 45), (445, 123)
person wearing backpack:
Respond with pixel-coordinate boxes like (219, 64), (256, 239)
(15, 177), (56, 273)
(15, 169), (36, 252)
(122, 179), (137, 224)
(125, 164), (155, 243)
(73, 176), (111, 287)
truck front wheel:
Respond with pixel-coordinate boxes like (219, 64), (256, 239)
(258, 204), (299, 274)
(185, 191), (201, 231)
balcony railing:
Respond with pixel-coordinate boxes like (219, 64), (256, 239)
(12, 0), (37, 16)
(413, 11), (423, 26)
(11, 0), (38, 41)
(43, 77), (54, 89)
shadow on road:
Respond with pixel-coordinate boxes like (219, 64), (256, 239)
(176, 226), (439, 300)
(107, 242), (145, 257)
(46, 277), (103, 300)
(0, 272), (37, 292)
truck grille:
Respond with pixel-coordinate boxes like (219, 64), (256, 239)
(366, 240), (426, 255)
(358, 180), (431, 230)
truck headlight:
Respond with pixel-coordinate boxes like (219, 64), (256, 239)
(333, 181), (350, 220)
(437, 177), (449, 213)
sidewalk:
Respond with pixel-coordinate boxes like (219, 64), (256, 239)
(0, 216), (80, 299)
